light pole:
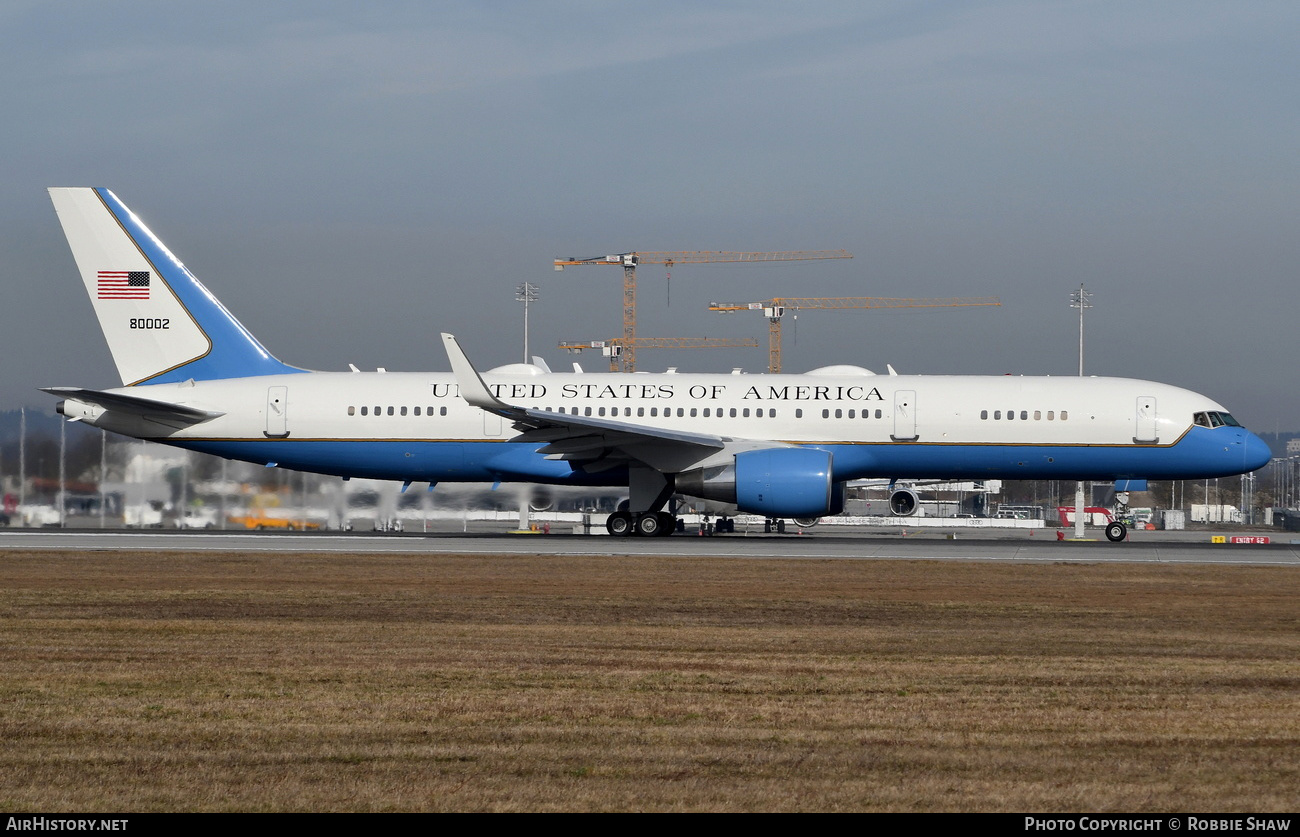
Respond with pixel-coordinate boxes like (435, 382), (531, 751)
(1069, 284), (1092, 538)
(1070, 284), (1092, 377)
(516, 282), (540, 363)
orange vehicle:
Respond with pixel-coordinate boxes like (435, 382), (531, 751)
(226, 511), (321, 531)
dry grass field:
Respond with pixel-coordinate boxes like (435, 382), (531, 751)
(0, 548), (1296, 812)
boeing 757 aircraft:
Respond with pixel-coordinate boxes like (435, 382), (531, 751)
(44, 188), (1271, 539)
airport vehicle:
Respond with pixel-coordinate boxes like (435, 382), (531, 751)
(44, 188), (1271, 540)
(226, 510), (320, 531)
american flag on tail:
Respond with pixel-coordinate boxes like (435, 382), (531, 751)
(97, 271), (150, 300)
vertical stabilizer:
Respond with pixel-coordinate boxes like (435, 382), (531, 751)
(48, 188), (304, 385)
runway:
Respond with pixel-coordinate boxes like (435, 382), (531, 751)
(3, 527), (1298, 565)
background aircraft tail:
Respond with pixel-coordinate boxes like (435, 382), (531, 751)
(48, 187), (304, 386)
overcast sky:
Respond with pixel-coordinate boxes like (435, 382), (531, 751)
(4, 1), (1297, 433)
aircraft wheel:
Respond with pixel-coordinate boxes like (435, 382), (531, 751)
(1105, 521), (1127, 542)
(635, 512), (665, 537)
(654, 512), (676, 537)
(606, 511), (634, 537)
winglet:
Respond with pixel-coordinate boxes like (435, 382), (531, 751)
(441, 333), (508, 413)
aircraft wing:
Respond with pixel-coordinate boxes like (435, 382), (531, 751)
(442, 334), (753, 473)
(42, 386), (225, 427)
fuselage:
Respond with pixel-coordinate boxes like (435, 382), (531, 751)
(46, 186), (1274, 535)
(60, 365), (1272, 487)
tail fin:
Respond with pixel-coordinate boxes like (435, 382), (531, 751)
(48, 188), (304, 385)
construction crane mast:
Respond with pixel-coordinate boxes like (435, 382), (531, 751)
(558, 336), (760, 373)
(553, 250), (852, 371)
(709, 296), (1002, 373)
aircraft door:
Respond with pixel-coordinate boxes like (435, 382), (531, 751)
(1135, 396), (1158, 443)
(892, 390), (918, 441)
(265, 386), (289, 438)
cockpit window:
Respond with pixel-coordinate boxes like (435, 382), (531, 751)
(1194, 411), (1240, 428)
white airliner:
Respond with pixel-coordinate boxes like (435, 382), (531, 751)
(44, 188), (1271, 540)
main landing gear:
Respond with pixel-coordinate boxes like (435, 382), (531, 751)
(606, 510), (676, 538)
(1105, 490), (1131, 542)
(606, 466), (679, 537)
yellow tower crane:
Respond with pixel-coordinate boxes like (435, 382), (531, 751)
(709, 296), (1002, 373)
(557, 337), (760, 373)
(553, 250), (852, 371)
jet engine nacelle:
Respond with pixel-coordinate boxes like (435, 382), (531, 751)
(528, 487), (554, 512)
(677, 447), (844, 518)
(888, 488), (920, 516)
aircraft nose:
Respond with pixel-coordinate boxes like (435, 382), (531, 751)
(1242, 431), (1272, 472)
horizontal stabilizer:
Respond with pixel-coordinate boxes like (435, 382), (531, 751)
(42, 387), (224, 425)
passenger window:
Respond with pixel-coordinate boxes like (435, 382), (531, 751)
(440, 407), (447, 416)
(821, 409), (829, 419)
(1034, 410), (1041, 420)
(1020, 411), (1028, 421)
(690, 408), (697, 417)
(1061, 411), (1068, 420)
(743, 408), (750, 417)
(400, 406), (407, 416)
(348, 406), (356, 416)
(796, 409), (803, 418)
(994, 411), (1001, 420)
(981, 410), (988, 420)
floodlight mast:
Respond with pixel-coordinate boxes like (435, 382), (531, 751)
(1068, 283), (1094, 538)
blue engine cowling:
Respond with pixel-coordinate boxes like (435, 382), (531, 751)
(677, 447), (845, 518)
